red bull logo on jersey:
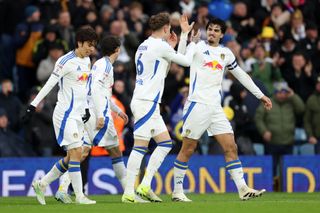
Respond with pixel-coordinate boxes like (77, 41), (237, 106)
(77, 73), (89, 82)
(203, 60), (223, 71)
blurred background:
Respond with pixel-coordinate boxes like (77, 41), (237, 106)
(0, 0), (320, 195)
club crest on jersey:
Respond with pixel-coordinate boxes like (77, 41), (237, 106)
(220, 54), (225, 60)
(203, 60), (223, 71)
(77, 73), (89, 82)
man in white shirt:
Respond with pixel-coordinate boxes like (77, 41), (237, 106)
(172, 18), (273, 202)
(23, 27), (98, 205)
(122, 13), (196, 203)
(54, 35), (129, 203)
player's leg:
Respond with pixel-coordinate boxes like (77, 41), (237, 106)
(137, 131), (172, 202)
(32, 155), (69, 205)
(122, 138), (149, 203)
(172, 101), (210, 202)
(107, 146), (126, 188)
(55, 146), (91, 204)
(214, 133), (266, 200)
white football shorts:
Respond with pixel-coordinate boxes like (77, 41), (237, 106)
(131, 99), (167, 140)
(181, 100), (233, 140)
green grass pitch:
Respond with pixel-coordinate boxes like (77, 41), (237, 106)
(1, 193), (320, 213)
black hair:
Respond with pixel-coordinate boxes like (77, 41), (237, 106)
(100, 35), (121, 56)
(75, 26), (98, 48)
(206, 17), (227, 34)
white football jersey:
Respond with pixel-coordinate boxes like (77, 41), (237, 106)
(188, 41), (264, 105)
(31, 51), (91, 117)
(132, 36), (195, 103)
(90, 57), (114, 118)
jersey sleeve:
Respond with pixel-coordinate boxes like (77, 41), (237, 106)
(162, 41), (195, 67)
(177, 32), (188, 54)
(91, 62), (112, 118)
(30, 59), (71, 107)
(226, 49), (264, 99)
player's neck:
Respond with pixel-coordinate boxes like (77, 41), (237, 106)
(106, 55), (116, 64)
(74, 49), (85, 58)
(151, 31), (164, 40)
(208, 41), (220, 47)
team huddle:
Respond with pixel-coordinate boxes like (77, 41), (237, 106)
(24, 12), (272, 205)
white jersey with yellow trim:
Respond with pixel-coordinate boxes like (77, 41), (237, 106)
(31, 51), (91, 118)
(187, 41), (264, 105)
(132, 36), (195, 103)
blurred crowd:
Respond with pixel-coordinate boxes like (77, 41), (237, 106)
(0, 0), (320, 164)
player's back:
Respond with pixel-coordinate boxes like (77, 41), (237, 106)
(188, 41), (236, 105)
(132, 37), (171, 103)
(55, 51), (91, 117)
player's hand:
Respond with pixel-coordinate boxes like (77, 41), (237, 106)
(82, 108), (90, 123)
(263, 131), (272, 142)
(191, 29), (201, 43)
(308, 136), (318, 144)
(179, 13), (194, 34)
(22, 105), (36, 123)
(260, 96), (272, 110)
(96, 117), (105, 129)
(117, 111), (129, 125)
(167, 31), (178, 48)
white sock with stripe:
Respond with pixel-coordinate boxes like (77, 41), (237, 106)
(173, 159), (188, 193)
(111, 157), (126, 189)
(41, 158), (68, 187)
(226, 159), (247, 191)
(140, 140), (172, 187)
(124, 146), (148, 195)
(68, 161), (84, 198)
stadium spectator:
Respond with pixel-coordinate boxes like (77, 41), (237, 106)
(304, 75), (320, 154)
(255, 81), (305, 175)
(32, 24), (68, 66)
(283, 52), (317, 102)
(250, 44), (282, 95)
(0, 79), (22, 132)
(57, 10), (76, 49)
(23, 87), (56, 156)
(14, 5), (44, 102)
(228, 82), (255, 155)
(0, 108), (35, 157)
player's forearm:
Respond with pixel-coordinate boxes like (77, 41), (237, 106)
(30, 75), (58, 107)
(230, 67), (264, 99)
(170, 42), (195, 67)
(177, 32), (188, 54)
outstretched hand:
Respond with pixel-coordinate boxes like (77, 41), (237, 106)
(261, 96), (272, 110)
(191, 29), (201, 43)
(179, 13), (194, 34)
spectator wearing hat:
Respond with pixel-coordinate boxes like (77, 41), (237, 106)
(304, 75), (320, 154)
(32, 24), (68, 66)
(0, 108), (35, 157)
(0, 79), (22, 132)
(14, 5), (44, 102)
(298, 22), (320, 71)
(255, 81), (304, 175)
